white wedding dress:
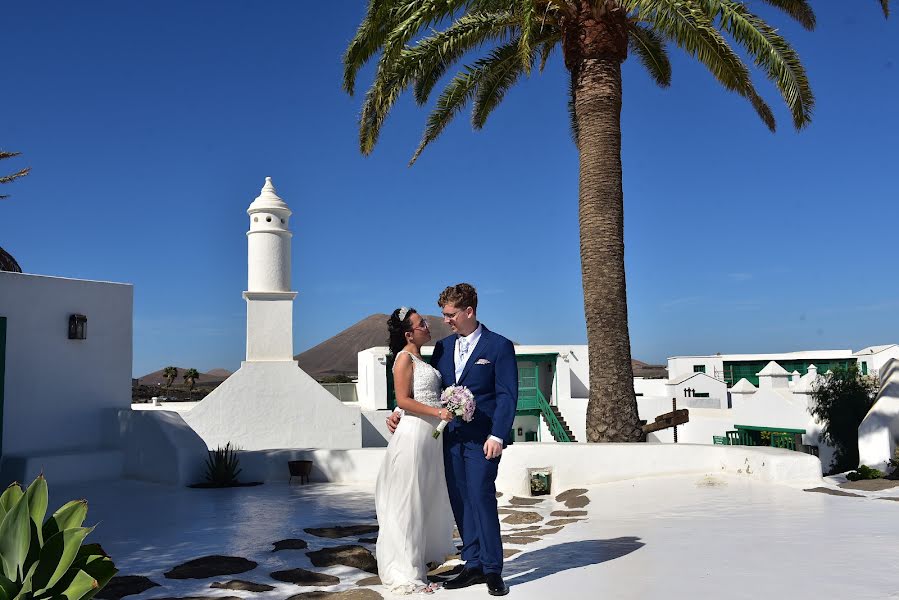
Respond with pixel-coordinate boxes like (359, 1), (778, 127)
(375, 350), (456, 594)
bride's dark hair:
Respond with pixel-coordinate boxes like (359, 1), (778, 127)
(387, 307), (417, 355)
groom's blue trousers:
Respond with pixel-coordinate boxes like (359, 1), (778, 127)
(443, 438), (503, 574)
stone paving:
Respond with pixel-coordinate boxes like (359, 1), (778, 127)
(51, 472), (899, 600)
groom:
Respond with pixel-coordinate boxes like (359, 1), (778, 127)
(388, 283), (517, 596)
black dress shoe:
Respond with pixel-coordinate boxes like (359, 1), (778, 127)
(486, 572), (509, 596)
(443, 568), (486, 589)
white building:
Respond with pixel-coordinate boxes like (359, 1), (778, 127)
(854, 345), (899, 379)
(0, 273), (133, 484)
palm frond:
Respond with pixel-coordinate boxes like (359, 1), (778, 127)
(410, 40), (523, 164)
(343, 0), (401, 95)
(518, 0), (538, 73)
(879, 0), (890, 18)
(630, 0), (750, 92)
(628, 23), (671, 87)
(473, 38), (532, 128)
(755, 0), (815, 30)
(538, 34), (560, 72)
(410, 10), (521, 105)
(0, 151), (30, 199)
(703, 0), (814, 129)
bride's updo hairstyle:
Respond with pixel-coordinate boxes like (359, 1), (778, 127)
(387, 307), (417, 355)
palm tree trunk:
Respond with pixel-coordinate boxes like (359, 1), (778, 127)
(565, 7), (643, 442)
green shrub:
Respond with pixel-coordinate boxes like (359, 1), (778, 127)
(846, 465), (885, 481)
(204, 443), (242, 486)
(0, 476), (117, 600)
(809, 365), (879, 474)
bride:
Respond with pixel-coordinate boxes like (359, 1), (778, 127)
(375, 307), (456, 594)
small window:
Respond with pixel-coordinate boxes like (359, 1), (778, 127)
(693, 392), (710, 398)
(861, 361), (868, 375)
(693, 365), (706, 373)
(266, 216), (272, 222)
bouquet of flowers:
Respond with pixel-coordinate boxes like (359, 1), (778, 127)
(433, 385), (476, 439)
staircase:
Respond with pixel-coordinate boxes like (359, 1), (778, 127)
(542, 405), (577, 442)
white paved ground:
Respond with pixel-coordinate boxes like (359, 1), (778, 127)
(51, 474), (899, 600)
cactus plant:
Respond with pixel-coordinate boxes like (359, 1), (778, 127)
(0, 475), (117, 600)
(203, 443), (242, 487)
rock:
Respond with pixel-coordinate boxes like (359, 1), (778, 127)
(508, 497), (544, 506)
(496, 492), (503, 498)
(500, 511), (543, 525)
(285, 591), (383, 600)
(839, 479), (899, 492)
(149, 597), (242, 600)
(272, 539), (309, 551)
(510, 526), (563, 536)
(803, 487), (864, 497)
(505, 525), (541, 532)
(550, 510), (587, 517)
(503, 549), (521, 558)
(307, 545), (378, 574)
(564, 495), (590, 509)
(555, 489), (588, 502)
(164, 556), (258, 580)
(96, 576), (160, 600)
(501, 535), (540, 545)
(304, 525), (379, 539)
(210, 580), (275, 592)
(356, 575), (382, 586)
(497, 508), (523, 515)
(546, 518), (586, 526)
(270, 568), (340, 586)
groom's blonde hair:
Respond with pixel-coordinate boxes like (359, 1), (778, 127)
(438, 283), (478, 312)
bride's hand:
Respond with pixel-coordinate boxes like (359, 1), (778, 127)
(437, 408), (454, 422)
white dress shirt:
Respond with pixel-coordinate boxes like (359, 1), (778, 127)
(454, 323), (483, 383)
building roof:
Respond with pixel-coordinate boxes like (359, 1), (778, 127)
(669, 349), (853, 362)
(854, 344), (898, 356)
(667, 372), (725, 386)
(730, 378), (758, 393)
(757, 361), (790, 377)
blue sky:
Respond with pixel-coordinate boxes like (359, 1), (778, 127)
(2, 2), (897, 377)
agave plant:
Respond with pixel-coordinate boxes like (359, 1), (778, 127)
(0, 476), (117, 600)
(204, 443), (242, 487)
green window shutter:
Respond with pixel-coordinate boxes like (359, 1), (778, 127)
(693, 365), (706, 373)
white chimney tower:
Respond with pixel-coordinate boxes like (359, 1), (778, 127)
(244, 177), (297, 361)
(183, 177), (361, 451)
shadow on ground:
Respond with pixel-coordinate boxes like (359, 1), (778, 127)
(504, 538), (644, 587)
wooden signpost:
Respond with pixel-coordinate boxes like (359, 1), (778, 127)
(642, 398), (690, 442)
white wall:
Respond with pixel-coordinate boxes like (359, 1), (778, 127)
(858, 359), (899, 471)
(0, 273), (132, 456)
(666, 373), (728, 409)
(668, 357), (724, 382)
(357, 347), (389, 410)
(251, 443), (822, 493)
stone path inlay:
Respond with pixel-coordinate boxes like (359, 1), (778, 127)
(508, 496), (544, 506)
(503, 549), (521, 558)
(355, 575), (382, 587)
(803, 487), (864, 497)
(210, 580), (275, 592)
(839, 479), (899, 492)
(500, 511), (543, 525)
(546, 518), (586, 526)
(272, 538), (309, 551)
(501, 535), (540, 545)
(285, 590), (382, 600)
(550, 510), (587, 517)
(304, 525), (379, 539)
(307, 545), (378, 573)
(563, 495), (590, 509)
(164, 556), (258, 580)
(555, 489), (588, 502)
(96, 576), (160, 600)
(270, 568), (341, 586)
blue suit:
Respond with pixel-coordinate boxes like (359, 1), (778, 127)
(430, 325), (517, 575)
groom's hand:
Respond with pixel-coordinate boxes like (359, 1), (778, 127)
(386, 411), (402, 434)
(484, 438), (503, 459)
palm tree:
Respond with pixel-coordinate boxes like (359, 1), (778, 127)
(162, 366), (178, 399)
(1, 149), (30, 273)
(183, 368), (200, 401)
(343, 1), (891, 442)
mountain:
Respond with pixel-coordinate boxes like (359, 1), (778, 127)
(632, 359), (668, 379)
(295, 313), (454, 380)
(136, 367), (232, 387)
